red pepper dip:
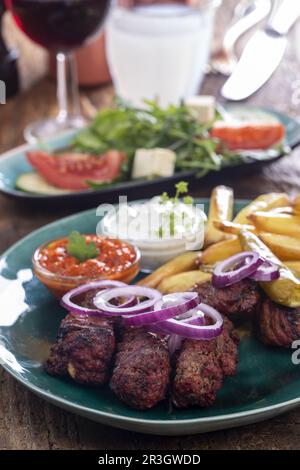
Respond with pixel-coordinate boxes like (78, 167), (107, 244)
(33, 235), (140, 298)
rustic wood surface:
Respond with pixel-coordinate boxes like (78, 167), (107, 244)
(1, 0), (300, 450)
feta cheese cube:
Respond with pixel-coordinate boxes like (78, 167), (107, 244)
(132, 148), (176, 179)
(185, 95), (216, 123)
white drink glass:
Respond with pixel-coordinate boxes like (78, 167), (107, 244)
(106, 0), (221, 107)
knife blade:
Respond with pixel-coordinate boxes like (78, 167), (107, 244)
(221, 0), (300, 101)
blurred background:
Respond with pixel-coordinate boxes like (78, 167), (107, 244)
(1, 0), (299, 148)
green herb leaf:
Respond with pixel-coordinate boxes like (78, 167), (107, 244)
(160, 181), (193, 204)
(175, 181), (189, 199)
(160, 192), (169, 203)
(158, 182), (194, 238)
(183, 195), (194, 205)
(72, 98), (263, 182)
(67, 231), (99, 262)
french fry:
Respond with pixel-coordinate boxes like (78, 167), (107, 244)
(239, 230), (300, 308)
(157, 270), (211, 294)
(271, 206), (294, 215)
(285, 261), (300, 276)
(213, 220), (256, 236)
(259, 233), (300, 261)
(201, 236), (241, 265)
(234, 193), (290, 224)
(293, 194), (300, 214)
(249, 212), (300, 237)
(204, 185), (234, 247)
(137, 251), (200, 288)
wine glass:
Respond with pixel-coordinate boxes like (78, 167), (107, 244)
(6, 0), (111, 143)
(0, 0), (19, 99)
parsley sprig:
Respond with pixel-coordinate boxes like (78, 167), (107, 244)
(67, 231), (99, 262)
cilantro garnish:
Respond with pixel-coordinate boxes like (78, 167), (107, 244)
(158, 182), (194, 238)
(160, 181), (194, 205)
(66, 231), (99, 262)
(175, 181), (189, 198)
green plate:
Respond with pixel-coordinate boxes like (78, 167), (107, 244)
(0, 199), (300, 436)
(0, 106), (300, 208)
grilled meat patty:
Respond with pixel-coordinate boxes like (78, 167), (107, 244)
(194, 279), (261, 321)
(172, 317), (239, 408)
(258, 298), (300, 348)
(110, 329), (171, 410)
(45, 313), (116, 385)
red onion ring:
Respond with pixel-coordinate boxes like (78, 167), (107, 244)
(61, 280), (135, 315)
(147, 308), (205, 335)
(146, 323), (166, 335)
(123, 292), (200, 327)
(61, 283), (223, 342)
(167, 310), (206, 355)
(212, 251), (264, 288)
(249, 260), (280, 281)
(148, 310), (206, 354)
(93, 286), (162, 316)
(177, 308), (205, 325)
(168, 334), (183, 356)
(156, 303), (223, 340)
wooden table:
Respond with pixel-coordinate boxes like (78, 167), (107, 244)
(1, 0), (300, 450)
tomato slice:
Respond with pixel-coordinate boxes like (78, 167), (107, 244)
(211, 122), (285, 151)
(26, 150), (126, 190)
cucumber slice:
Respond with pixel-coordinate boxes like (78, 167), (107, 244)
(15, 173), (73, 195)
(226, 107), (279, 124)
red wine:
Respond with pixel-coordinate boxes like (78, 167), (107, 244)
(6, 0), (111, 50)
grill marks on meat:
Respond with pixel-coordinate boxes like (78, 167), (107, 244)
(45, 313), (115, 385)
(110, 329), (171, 410)
(194, 279), (261, 321)
(45, 283), (243, 409)
(172, 317), (239, 408)
(194, 280), (300, 350)
(258, 298), (300, 348)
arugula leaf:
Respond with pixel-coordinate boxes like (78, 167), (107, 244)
(72, 99), (255, 181)
(73, 128), (108, 154)
(67, 231), (99, 262)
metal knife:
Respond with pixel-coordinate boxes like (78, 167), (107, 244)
(221, 0), (300, 101)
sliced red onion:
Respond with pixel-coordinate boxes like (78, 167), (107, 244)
(177, 308), (206, 326)
(147, 308), (205, 336)
(61, 280), (133, 315)
(148, 310), (206, 354)
(123, 292), (200, 327)
(168, 334), (183, 356)
(157, 303), (223, 340)
(167, 309), (207, 355)
(249, 260), (280, 281)
(93, 286), (162, 316)
(61, 282), (222, 342)
(146, 323), (166, 335)
(212, 251), (264, 288)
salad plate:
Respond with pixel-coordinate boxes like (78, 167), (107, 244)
(1, 199), (300, 435)
(0, 105), (299, 208)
